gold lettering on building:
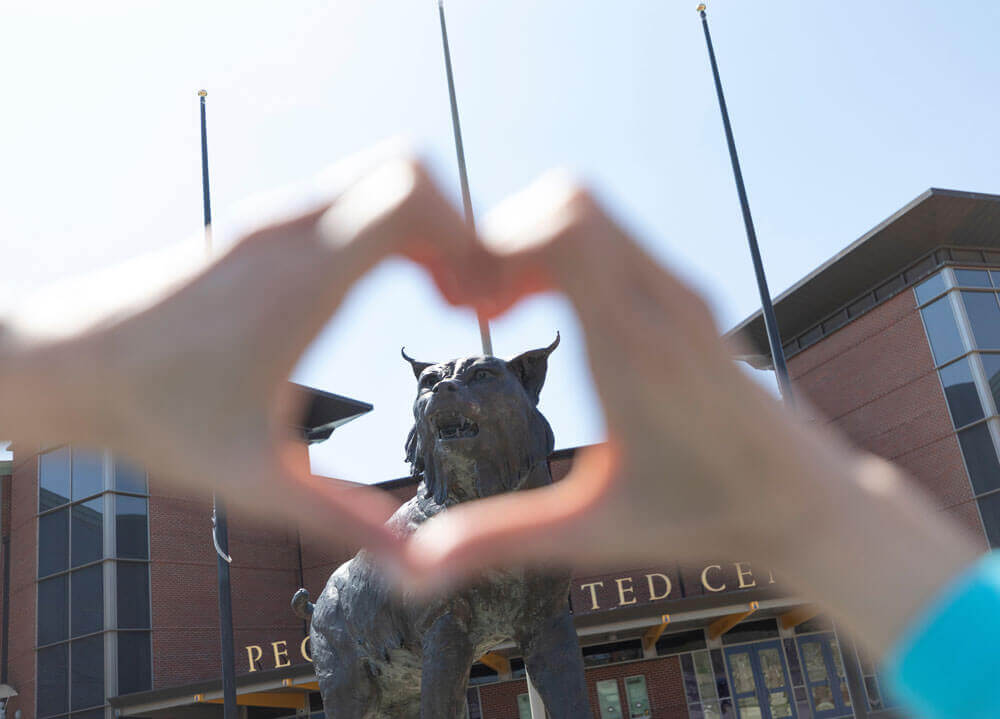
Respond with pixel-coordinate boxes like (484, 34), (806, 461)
(735, 562), (756, 589)
(615, 577), (637, 606)
(246, 644), (263, 672)
(272, 640), (291, 669)
(646, 573), (672, 601)
(580, 581), (605, 611)
(301, 636), (312, 662)
(701, 564), (726, 593)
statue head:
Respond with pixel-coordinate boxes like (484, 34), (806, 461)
(402, 334), (560, 505)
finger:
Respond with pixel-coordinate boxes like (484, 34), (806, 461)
(316, 156), (478, 292)
(401, 445), (619, 591)
(276, 450), (407, 564)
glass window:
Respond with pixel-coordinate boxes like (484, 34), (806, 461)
(711, 649), (730, 699)
(955, 269), (992, 288)
(847, 293), (875, 318)
(596, 679), (624, 719)
(864, 676), (883, 710)
(978, 492), (1000, 549)
(468, 662), (497, 686)
(39, 507), (69, 577)
(656, 629), (707, 656)
(783, 638), (803, 687)
(73, 710), (106, 719)
(114, 458), (147, 494)
(939, 358), (985, 427)
(465, 687), (483, 719)
(117, 562), (150, 629)
(914, 273), (947, 305)
(876, 274), (905, 301)
(71, 498), (104, 567)
(582, 639), (642, 667)
(693, 651), (716, 704)
(958, 423), (1000, 495)
(625, 676), (651, 718)
(40, 446), (71, 511)
(38, 575), (68, 646)
(72, 449), (104, 500)
(116, 495), (149, 560)
(509, 657), (526, 679)
(961, 292), (1000, 350)
(71, 635), (105, 709)
(118, 631), (152, 695)
(921, 297), (966, 365)
(721, 619), (779, 645)
(38, 643), (69, 718)
(681, 653), (700, 703)
(980, 354), (1000, 413)
(517, 694), (531, 719)
(71, 564), (104, 637)
(991, 271), (1000, 288)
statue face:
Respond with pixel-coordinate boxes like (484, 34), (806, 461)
(403, 337), (559, 504)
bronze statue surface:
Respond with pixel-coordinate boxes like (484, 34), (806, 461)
(292, 336), (590, 718)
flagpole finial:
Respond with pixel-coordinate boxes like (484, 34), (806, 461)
(697, 4), (707, 13)
(198, 89), (208, 97)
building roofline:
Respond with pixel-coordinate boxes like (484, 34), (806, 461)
(727, 187), (1000, 360)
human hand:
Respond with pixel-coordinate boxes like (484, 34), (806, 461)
(1, 150), (482, 561)
(403, 172), (981, 656)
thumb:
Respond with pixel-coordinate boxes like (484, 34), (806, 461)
(402, 444), (618, 591)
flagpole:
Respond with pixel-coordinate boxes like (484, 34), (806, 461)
(696, 4), (794, 404)
(437, 0), (494, 356)
(199, 89), (239, 719)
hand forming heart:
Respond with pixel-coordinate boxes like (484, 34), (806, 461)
(1, 147), (980, 658)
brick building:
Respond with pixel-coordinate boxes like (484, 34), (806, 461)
(2, 187), (999, 719)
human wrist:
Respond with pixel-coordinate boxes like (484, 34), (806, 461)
(774, 450), (982, 656)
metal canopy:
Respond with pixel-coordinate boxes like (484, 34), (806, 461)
(289, 382), (373, 444)
(728, 188), (1000, 360)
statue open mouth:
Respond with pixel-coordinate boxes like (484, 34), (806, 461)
(434, 413), (480, 440)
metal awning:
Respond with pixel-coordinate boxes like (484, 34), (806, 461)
(290, 382), (373, 444)
(109, 664), (317, 717)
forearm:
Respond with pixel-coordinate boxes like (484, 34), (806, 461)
(778, 449), (982, 658)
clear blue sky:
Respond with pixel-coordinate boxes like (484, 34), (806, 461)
(2, 1), (997, 480)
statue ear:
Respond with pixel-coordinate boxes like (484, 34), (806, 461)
(507, 333), (560, 405)
(401, 347), (434, 380)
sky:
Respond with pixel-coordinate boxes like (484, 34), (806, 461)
(2, 1), (998, 480)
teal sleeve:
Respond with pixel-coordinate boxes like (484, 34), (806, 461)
(883, 551), (1000, 719)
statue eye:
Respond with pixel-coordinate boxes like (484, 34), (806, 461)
(473, 369), (492, 381)
(419, 373), (440, 390)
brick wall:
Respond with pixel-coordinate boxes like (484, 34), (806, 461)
(149, 477), (309, 686)
(788, 290), (988, 548)
(477, 656), (688, 719)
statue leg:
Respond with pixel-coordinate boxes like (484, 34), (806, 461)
(520, 611), (591, 718)
(313, 629), (377, 719)
(420, 613), (475, 719)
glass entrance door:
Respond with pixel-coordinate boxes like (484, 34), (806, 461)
(725, 641), (796, 719)
(796, 634), (853, 718)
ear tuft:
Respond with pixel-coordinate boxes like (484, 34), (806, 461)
(401, 347), (434, 380)
(507, 332), (560, 405)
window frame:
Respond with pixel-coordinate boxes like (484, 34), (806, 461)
(916, 268), (1000, 548)
(36, 447), (154, 718)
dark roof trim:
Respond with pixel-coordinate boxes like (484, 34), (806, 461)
(728, 188), (1000, 359)
(290, 382), (373, 444)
